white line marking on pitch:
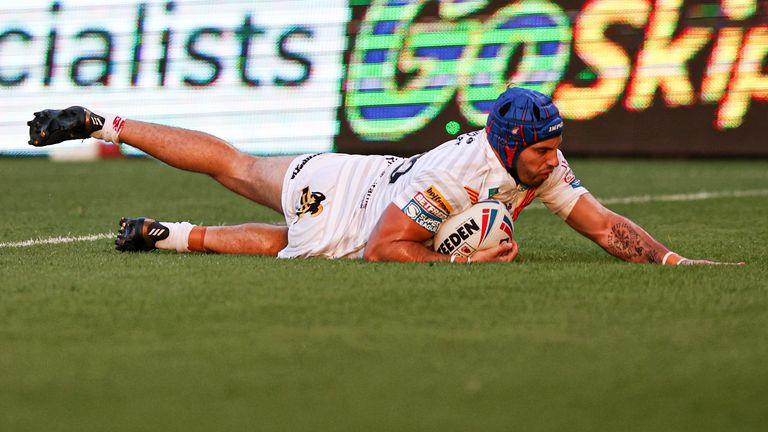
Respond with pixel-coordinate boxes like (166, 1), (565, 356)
(596, 188), (768, 206)
(0, 233), (112, 249)
(1, 189), (767, 249)
(530, 188), (768, 209)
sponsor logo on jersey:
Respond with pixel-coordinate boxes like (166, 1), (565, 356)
(417, 212), (440, 232)
(296, 186), (326, 219)
(558, 160), (582, 188)
(563, 171), (575, 184)
(290, 153), (321, 180)
(487, 187), (499, 198)
(360, 157), (398, 209)
(436, 217), (480, 254)
(464, 186), (479, 204)
(405, 202), (420, 218)
(402, 198), (442, 232)
(414, 192), (448, 220)
(424, 185), (453, 213)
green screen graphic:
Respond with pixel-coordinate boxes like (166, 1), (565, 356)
(342, 0), (767, 156)
(346, 0), (571, 140)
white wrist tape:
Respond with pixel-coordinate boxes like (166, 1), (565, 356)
(90, 111), (125, 144)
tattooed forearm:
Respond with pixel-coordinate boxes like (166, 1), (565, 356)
(606, 223), (661, 263)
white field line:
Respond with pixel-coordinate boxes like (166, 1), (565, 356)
(0, 232), (112, 249)
(1, 189), (767, 249)
(527, 188), (768, 209)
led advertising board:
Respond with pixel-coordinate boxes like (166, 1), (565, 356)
(0, 0), (349, 155)
(1, 1), (765, 156)
(339, 0), (767, 156)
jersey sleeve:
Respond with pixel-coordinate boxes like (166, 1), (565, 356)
(391, 169), (472, 233)
(536, 151), (589, 220)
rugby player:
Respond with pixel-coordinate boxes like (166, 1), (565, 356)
(27, 88), (736, 265)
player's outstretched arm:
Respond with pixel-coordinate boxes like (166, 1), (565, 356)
(564, 194), (744, 266)
(364, 204), (518, 263)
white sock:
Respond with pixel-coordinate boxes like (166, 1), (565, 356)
(154, 222), (195, 253)
(90, 110), (126, 144)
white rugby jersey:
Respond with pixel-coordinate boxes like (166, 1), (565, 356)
(278, 129), (588, 259)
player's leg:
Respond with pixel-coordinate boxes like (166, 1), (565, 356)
(116, 217), (288, 255)
(27, 107), (292, 213)
(118, 119), (295, 213)
(203, 223), (288, 255)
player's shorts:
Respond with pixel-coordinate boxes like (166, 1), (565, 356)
(278, 153), (372, 259)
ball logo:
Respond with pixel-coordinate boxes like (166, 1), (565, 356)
(434, 201), (513, 256)
(435, 217), (480, 255)
(500, 215), (513, 239)
(479, 207), (498, 244)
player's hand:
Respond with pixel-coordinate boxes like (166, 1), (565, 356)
(678, 258), (746, 266)
(471, 240), (519, 263)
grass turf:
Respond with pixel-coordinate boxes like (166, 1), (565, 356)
(1, 157), (767, 432)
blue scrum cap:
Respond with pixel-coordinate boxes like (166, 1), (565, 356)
(485, 87), (564, 184)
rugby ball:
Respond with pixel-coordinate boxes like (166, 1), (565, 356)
(433, 200), (513, 257)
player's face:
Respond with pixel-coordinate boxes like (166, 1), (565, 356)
(516, 136), (562, 187)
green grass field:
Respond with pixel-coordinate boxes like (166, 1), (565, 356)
(1, 157), (767, 432)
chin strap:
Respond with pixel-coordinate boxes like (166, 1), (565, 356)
(487, 126), (525, 184)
